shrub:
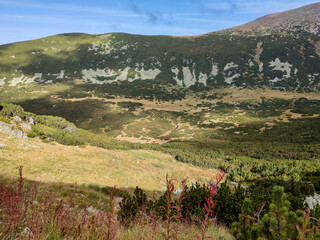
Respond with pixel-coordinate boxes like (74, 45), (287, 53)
(232, 186), (320, 240)
(53, 130), (85, 146)
(0, 116), (10, 124)
(214, 182), (247, 227)
(231, 198), (259, 240)
(27, 132), (36, 138)
(0, 102), (26, 118)
(118, 186), (150, 225)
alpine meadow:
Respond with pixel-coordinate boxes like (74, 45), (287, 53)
(1, 2), (320, 239)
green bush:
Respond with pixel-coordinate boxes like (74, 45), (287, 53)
(0, 116), (10, 124)
(118, 186), (152, 225)
(54, 130), (85, 146)
(232, 186), (320, 240)
(0, 102), (26, 118)
(27, 132), (36, 138)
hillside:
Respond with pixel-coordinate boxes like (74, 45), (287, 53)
(0, 103), (217, 192)
(0, 132), (216, 192)
(230, 2), (320, 34)
(0, 3), (319, 91)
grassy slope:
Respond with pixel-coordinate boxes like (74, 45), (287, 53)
(0, 132), (216, 193)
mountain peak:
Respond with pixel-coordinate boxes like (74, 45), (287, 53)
(229, 2), (320, 34)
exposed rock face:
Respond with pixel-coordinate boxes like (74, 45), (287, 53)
(0, 121), (27, 138)
(27, 117), (34, 125)
(0, 121), (13, 135)
(11, 129), (25, 138)
(13, 116), (22, 122)
(304, 193), (320, 209)
(21, 123), (32, 131)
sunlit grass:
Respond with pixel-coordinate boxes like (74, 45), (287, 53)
(0, 133), (217, 192)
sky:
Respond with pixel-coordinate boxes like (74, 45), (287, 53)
(0, 0), (319, 45)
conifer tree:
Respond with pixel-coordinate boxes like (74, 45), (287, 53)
(260, 186), (297, 240)
(232, 198), (259, 240)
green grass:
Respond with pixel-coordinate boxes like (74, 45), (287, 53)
(151, 163), (166, 169)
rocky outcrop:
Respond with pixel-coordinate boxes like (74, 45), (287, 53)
(13, 116), (22, 122)
(21, 123), (32, 131)
(0, 121), (27, 138)
(26, 116), (35, 125)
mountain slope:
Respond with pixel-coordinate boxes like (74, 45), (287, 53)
(0, 102), (216, 191)
(229, 2), (320, 34)
(0, 3), (319, 92)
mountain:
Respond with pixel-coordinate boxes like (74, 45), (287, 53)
(1, 3), (320, 144)
(0, 3), (319, 92)
(229, 2), (320, 34)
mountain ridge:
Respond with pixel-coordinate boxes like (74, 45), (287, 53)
(227, 2), (320, 34)
(0, 3), (319, 91)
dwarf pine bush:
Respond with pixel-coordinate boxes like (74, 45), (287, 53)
(232, 186), (320, 240)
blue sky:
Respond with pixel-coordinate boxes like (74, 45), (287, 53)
(0, 0), (319, 44)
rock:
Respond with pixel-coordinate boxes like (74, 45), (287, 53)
(86, 205), (97, 213)
(0, 143), (5, 149)
(174, 189), (183, 197)
(114, 197), (123, 211)
(304, 193), (320, 209)
(115, 197), (123, 203)
(0, 121), (26, 138)
(230, 182), (238, 187)
(20, 123), (32, 131)
(26, 117), (34, 125)
(230, 181), (246, 189)
(192, 181), (197, 188)
(11, 129), (26, 138)
(13, 116), (22, 122)
(0, 121), (13, 135)
(21, 227), (33, 237)
(65, 125), (76, 132)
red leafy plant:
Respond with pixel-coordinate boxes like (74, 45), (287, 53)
(195, 167), (227, 240)
(161, 175), (187, 240)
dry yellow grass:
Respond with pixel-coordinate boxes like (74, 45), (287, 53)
(0, 133), (217, 192)
(115, 135), (168, 144)
(118, 222), (235, 239)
